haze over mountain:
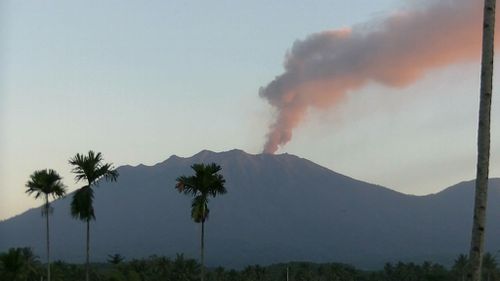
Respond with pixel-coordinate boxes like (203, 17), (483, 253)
(1, 149), (499, 269)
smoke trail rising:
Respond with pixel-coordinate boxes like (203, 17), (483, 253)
(260, 0), (484, 153)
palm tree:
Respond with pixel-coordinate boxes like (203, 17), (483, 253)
(468, 1), (496, 281)
(0, 247), (41, 281)
(482, 253), (498, 281)
(107, 254), (125, 265)
(175, 163), (227, 281)
(25, 169), (66, 281)
(69, 150), (119, 281)
(171, 253), (200, 281)
(452, 254), (469, 281)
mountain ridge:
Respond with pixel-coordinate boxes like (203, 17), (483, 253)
(1, 149), (499, 269)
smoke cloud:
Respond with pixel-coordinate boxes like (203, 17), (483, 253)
(260, 0), (486, 154)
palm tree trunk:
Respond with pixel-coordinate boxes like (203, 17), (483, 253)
(45, 196), (50, 281)
(86, 218), (90, 281)
(468, 1), (496, 281)
(201, 220), (205, 281)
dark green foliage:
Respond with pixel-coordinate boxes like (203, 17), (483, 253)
(50, 260), (85, 281)
(69, 150), (118, 222)
(453, 254), (470, 281)
(106, 254), (200, 281)
(69, 151), (119, 187)
(483, 253), (498, 281)
(107, 254), (125, 265)
(26, 169), (66, 218)
(70, 186), (95, 220)
(3, 250), (500, 281)
(176, 163), (227, 223)
(25, 169), (66, 202)
(0, 248), (41, 281)
(381, 261), (453, 281)
(169, 254), (200, 281)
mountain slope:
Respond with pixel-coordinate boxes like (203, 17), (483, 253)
(1, 149), (499, 269)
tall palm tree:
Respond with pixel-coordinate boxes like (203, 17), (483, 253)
(175, 163), (227, 281)
(69, 150), (119, 281)
(25, 169), (66, 281)
(468, 1), (496, 281)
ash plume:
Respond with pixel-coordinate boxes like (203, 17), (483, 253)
(260, 0), (485, 154)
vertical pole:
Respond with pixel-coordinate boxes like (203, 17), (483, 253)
(468, 1), (496, 281)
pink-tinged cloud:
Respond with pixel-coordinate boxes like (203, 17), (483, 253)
(260, 0), (486, 154)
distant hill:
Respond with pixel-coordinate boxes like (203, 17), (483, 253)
(1, 149), (499, 269)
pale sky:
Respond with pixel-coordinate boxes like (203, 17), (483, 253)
(1, 0), (499, 220)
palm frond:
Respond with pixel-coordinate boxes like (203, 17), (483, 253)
(100, 163), (119, 183)
(68, 153), (89, 183)
(70, 186), (95, 221)
(175, 175), (198, 195)
(191, 195), (209, 223)
(69, 150), (118, 186)
(69, 151), (118, 224)
(208, 173), (227, 197)
(175, 162), (227, 223)
(25, 169), (67, 201)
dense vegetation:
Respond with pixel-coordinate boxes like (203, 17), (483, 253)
(2, 247), (500, 281)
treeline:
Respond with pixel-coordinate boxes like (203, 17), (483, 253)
(2, 247), (499, 281)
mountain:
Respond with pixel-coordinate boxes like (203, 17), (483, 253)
(1, 149), (499, 269)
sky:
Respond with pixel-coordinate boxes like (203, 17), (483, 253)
(1, 0), (499, 220)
